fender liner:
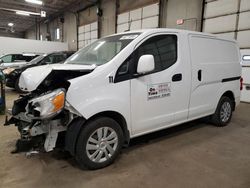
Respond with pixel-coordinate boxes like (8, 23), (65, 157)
(65, 117), (85, 156)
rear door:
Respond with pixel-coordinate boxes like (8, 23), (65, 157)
(129, 33), (191, 136)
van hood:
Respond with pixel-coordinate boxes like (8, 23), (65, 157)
(19, 63), (96, 92)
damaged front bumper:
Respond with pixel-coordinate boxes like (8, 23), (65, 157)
(5, 113), (67, 152)
(5, 89), (78, 153)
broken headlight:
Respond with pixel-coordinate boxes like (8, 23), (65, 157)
(27, 88), (66, 119)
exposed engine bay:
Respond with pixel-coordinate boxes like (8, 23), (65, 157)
(5, 67), (93, 153)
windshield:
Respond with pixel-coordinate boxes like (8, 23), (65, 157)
(65, 33), (140, 66)
(29, 54), (46, 64)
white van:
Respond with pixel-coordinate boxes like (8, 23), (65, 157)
(5, 29), (242, 170)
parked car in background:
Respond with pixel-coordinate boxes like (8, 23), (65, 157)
(0, 53), (40, 69)
(3, 51), (75, 92)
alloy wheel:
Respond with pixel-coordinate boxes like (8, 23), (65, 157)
(220, 101), (232, 123)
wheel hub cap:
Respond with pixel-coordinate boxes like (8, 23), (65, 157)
(99, 142), (106, 149)
(220, 101), (231, 123)
(86, 127), (118, 163)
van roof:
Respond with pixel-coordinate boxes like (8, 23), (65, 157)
(110, 28), (237, 43)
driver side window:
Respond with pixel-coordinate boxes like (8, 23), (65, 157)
(115, 34), (178, 82)
(134, 34), (177, 73)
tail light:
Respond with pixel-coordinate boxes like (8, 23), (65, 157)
(240, 77), (243, 91)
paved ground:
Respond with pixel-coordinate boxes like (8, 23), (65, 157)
(0, 88), (250, 188)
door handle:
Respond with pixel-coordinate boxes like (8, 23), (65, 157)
(198, 70), (202, 81)
(172, 73), (182, 82)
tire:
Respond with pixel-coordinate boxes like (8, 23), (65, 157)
(75, 117), (124, 170)
(211, 96), (233, 127)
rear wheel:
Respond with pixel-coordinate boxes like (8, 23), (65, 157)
(211, 96), (233, 127)
(75, 117), (124, 170)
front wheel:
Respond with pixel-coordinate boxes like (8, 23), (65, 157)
(211, 96), (233, 127)
(75, 117), (124, 170)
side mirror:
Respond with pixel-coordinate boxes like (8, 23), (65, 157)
(137, 55), (155, 74)
(0, 59), (3, 64)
